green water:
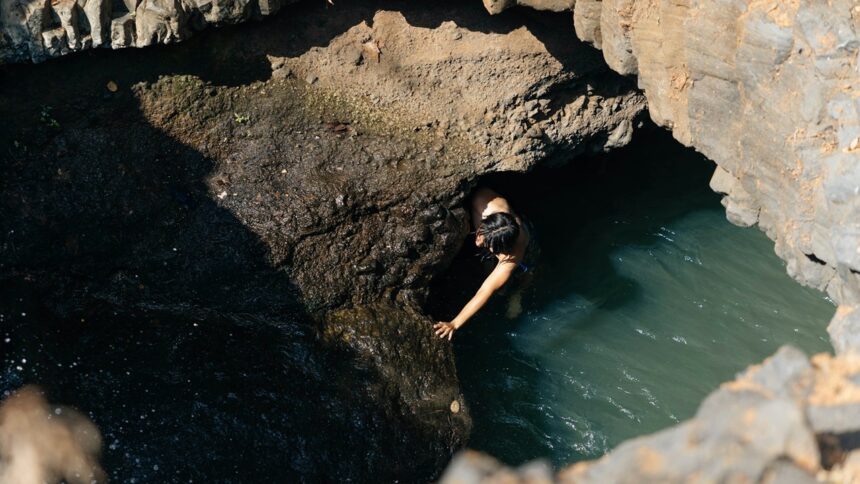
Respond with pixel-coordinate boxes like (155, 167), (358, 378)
(451, 130), (834, 467)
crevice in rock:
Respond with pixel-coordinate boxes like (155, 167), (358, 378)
(111, 0), (131, 19)
(805, 252), (828, 266)
(76, 5), (92, 36)
(818, 432), (849, 470)
(43, 6), (63, 31)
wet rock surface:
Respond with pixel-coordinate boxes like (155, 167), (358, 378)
(441, 346), (860, 484)
(0, 1), (643, 480)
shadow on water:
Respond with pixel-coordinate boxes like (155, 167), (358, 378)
(427, 125), (834, 466)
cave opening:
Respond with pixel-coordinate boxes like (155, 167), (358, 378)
(427, 125), (835, 468)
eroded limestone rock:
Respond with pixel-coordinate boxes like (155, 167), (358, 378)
(496, 0), (860, 328)
(482, 0), (574, 15)
(0, 0), (297, 63)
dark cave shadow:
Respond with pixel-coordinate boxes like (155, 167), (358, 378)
(425, 125), (720, 465)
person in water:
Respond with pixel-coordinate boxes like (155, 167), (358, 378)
(434, 187), (537, 340)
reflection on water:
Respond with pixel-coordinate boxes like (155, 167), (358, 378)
(454, 129), (834, 467)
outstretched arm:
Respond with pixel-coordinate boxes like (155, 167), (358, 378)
(434, 262), (515, 340)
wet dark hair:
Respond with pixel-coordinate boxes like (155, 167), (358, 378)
(477, 212), (520, 254)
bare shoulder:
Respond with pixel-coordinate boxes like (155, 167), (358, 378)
(472, 187), (500, 205)
(475, 188), (512, 212)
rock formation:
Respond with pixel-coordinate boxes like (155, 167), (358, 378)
(482, 0), (860, 352)
(3, 0), (855, 321)
(437, 1), (860, 481)
(0, 1), (644, 480)
(0, 386), (105, 484)
(0, 0), (299, 63)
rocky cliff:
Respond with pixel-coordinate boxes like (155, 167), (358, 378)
(0, 0), (299, 63)
(4, 0), (855, 321)
(436, 1), (860, 481)
(4, 0), (857, 329)
(2, 0), (859, 480)
(484, 0), (860, 353)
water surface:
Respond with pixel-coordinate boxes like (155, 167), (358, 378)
(451, 130), (834, 467)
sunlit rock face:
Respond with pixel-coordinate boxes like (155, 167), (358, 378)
(484, 0), (860, 326)
(0, 0), (300, 63)
(482, 0), (574, 15)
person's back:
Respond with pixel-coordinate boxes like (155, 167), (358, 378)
(433, 188), (536, 340)
(470, 188), (529, 264)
